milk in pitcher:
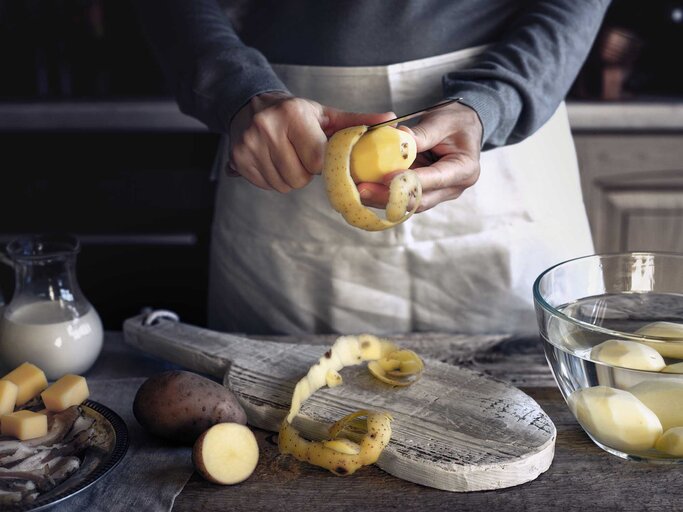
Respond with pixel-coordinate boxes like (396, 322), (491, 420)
(0, 301), (103, 379)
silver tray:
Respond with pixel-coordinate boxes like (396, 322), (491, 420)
(6, 400), (129, 512)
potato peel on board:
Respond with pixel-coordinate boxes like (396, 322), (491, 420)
(278, 334), (424, 476)
(323, 126), (422, 231)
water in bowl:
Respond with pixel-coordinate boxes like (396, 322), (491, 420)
(543, 292), (683, 461)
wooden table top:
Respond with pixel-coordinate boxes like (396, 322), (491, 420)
(169, 334), (682, 512)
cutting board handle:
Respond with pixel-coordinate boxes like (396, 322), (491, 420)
(123, 312), (256, 378)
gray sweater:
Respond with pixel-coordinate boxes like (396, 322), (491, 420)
(136, 0), (611, 148)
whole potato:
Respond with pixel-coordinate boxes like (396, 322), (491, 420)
(133, 370), (247, 444)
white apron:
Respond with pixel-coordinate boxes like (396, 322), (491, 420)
(207, 46), (594, 336)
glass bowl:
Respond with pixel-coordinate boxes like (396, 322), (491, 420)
(534, 252), (683, 462)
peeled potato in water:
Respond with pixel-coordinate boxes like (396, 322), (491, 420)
(568, 386), (662, 452)
(590, 339), (665, 371)
(636, 322), (683, 360)
(655, 427), (683, 456)
(629, 380), (683, 431)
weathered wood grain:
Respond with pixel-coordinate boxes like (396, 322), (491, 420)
(173, 386), (683, 512)
(123, 316), (555, 492)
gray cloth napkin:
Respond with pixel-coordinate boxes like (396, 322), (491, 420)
(50, 335), (195, 512)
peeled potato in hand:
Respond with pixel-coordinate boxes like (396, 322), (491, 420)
(323, 126), (422, 231)
(192, 423), (259, 485)
(350, 126), (416, 183)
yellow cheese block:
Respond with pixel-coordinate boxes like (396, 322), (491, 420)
(41, 374), (90, 412)
(0, 380), (18, 417)
(1, 410), (48, 440)
(2, 362), (48, 406)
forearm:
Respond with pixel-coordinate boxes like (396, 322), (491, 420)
(445, 0), (611, 149)
(135, 0), (288, 133)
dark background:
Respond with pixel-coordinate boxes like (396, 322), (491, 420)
(0, 0), (680, 329)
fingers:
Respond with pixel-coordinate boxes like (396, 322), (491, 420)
(409, 153), (480, 193)
(229, 96), (403, 192)
(322, 108), (396, 136)
(229, 97), (326, 190)
(357, 182), (390, 209)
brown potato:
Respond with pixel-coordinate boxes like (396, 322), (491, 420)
(133, 370), (247, 444)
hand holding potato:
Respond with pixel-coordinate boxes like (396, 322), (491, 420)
(229, 92), (396, 192)
(357, 101), (482, 213)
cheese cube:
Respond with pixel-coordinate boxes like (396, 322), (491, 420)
(0, 380), (18, 417)
(1, 410), (48, 440)
(2, 363), (48, 406)
(41, 374), (89, 412)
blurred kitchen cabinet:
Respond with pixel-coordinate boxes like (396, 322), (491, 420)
(0, 102), (218, 329)
(569, 102), (683, 253)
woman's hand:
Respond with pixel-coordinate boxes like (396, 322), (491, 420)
(356, 102), (483, 212)
(228, 92), (395, 193)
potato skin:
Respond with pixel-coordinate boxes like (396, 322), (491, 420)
(133, 370), (247, 444)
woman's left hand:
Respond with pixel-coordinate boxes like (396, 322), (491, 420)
(357, 102), (483, 212)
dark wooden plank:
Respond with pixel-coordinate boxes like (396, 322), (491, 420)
(124, 319), (555, 491)
(173, 386), (683, 512)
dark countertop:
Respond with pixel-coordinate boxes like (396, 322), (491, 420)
(97, 331), (680, 511)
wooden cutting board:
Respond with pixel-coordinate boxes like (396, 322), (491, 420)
(123, 314), (555, 492)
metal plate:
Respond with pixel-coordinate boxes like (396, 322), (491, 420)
(5, 400), (129, 512)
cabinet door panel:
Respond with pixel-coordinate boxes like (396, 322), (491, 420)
(573, 134), (683, 253)
(602, 190), (683, 252)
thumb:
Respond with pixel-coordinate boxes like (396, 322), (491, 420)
(322, 107), (396, 135)
(400, 123), (442, 153)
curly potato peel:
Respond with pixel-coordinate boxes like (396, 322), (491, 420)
(323, 126), (422, 231)
(278, 334), (424, 476)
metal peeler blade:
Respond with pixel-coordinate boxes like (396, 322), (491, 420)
(367, 97), (463, 131)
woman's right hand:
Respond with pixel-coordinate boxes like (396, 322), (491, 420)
(228, 92), (395, 193)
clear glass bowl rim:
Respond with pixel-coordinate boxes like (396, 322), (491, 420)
(533, 251), (683, 344)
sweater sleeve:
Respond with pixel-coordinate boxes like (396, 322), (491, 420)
(135, 0), (289, 133)
(444, 0), (611, 149)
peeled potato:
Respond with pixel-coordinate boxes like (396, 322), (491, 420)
(590, 339), (665, 371)
(629, 380), (683, 431)
(192, 423), (259, 485)
(323, 125), (422, 231)
(350, 126), (416, 183)
(637, 322), (683, 359)
(655, 427), (683, 456)
(662, 362), (683, 374)
(568, 386), (662, 452)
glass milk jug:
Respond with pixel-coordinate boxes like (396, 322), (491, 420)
(0, 235), (103, 379)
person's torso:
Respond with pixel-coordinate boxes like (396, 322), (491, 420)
(221, 0), (522, 66)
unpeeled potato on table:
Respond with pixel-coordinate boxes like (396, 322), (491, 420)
(133, 370), (247, 445)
